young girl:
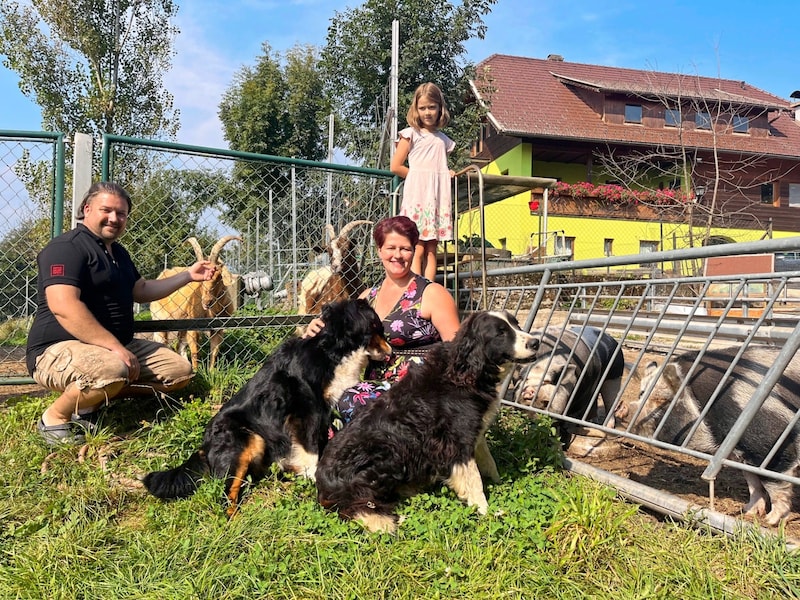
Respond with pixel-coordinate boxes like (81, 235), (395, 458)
(390, 82), (456, 280)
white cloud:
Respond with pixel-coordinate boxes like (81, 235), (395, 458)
(165, 0), (349, 148)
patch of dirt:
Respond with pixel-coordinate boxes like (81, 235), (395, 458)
(0, 353), (48, 406)
(566, 433), (800, 542)
(560, 345), (800, 543)
(0, 383), (48, 405)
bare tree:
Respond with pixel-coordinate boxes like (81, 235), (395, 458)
(593, 69), (797, 248)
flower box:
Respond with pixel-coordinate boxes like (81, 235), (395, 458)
(532, 183), (691, 222)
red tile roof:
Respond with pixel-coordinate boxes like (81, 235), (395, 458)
(472, 54), (800, 158)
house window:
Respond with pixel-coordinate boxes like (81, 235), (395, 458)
(554, 236), (575, 260)
(625, 104), (643, 124)
(665, 108), (680, 127)
(639, 240), (660, 267)
(604, 239), (613, 257)
(695, 111), (712, 130)
(761, 183), (774, 204)
(732, 115), (749, 133)
(790, 184), (800, 207)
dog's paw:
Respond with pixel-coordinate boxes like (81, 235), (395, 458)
(300, 465), (317, 481)
(355, 512), (398, 534)
(468, 495), (489, 516)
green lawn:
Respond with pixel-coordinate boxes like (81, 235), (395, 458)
(1, 379), (798, 600)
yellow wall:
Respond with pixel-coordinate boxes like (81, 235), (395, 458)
(457, 144), (536, 254)
(455, 150), (791, 259)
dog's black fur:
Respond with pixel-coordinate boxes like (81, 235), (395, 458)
(315, 311), (540, 533)
(143, 298), (391, 516)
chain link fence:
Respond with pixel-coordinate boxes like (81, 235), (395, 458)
(1, 130), (792, 382)
(0, 131), (65, 381)
(0, 132), (395, 379)
(100, 136), (396, 373)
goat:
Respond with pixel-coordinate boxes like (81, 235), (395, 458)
(150, 235), (241, 369)
(297, 220), (372, 314)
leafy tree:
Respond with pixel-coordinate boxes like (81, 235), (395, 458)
(218, 43), (332, 235)
(320, 0), (497, 167)
(0, 0), (183, 260)
(219, 43), (329, 161)
(1, 0), (193, 300)
(0, 0), (180, 141)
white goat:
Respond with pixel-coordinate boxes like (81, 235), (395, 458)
(297, 220), (372, 314)
(150, 235), (241, 369)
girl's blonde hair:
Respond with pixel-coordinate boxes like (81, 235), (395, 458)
(406, 82), (451, 129)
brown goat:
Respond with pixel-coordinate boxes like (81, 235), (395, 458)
(150, 235), (241, 369)
(297, 220), (372, 314)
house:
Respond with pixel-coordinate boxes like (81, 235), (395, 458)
(465, 54), (800, 262)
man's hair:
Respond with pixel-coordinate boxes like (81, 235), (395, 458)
(80, 181), (132, 217)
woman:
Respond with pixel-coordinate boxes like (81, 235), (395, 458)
(305, 215), (460, 425)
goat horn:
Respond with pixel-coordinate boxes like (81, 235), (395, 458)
(185, 237), (205, 262)
(324, 223), (336, 243)
(336, 219), (373, 240)
(209, 235), (242, 263)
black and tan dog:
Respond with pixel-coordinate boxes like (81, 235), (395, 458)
(315, 311), (539, 533)
(143, 298), (391, 516)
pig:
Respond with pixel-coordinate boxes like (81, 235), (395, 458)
(515, 326), (624, 446)
(617, 346), (800, 526)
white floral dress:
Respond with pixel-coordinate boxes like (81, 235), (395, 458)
(397, 126), (455, 241)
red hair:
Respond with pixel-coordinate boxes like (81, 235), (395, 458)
(373, 216), (420, 248)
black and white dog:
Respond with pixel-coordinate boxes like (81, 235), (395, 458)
(514, 326), (624, 446)
(315, 311), (540, 533)
(143, 299), (391, 516)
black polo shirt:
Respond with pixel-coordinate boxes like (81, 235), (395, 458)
(25, 223), (141, 375)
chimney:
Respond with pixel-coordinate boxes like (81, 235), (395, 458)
(791, 91), (800, 120)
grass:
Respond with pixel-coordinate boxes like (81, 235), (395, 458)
(2, 376), (799, 599)
(0, 317), (31, 346)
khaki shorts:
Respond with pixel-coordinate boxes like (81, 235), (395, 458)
(32, 338), (194, 394)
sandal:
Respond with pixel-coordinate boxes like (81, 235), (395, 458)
(37, 419), (86, 446)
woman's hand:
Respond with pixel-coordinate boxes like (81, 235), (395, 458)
(303, 317), (325, 338)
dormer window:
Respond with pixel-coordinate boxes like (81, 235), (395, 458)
(625, 104), (643, 124)
(665, 108), (681, 127)
(732, 114), (749, 133)
(695, 111), (712, 130)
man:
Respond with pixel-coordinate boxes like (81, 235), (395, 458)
(26, 181), (217, 445)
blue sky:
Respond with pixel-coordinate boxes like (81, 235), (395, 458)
(2, 0), (797, 149)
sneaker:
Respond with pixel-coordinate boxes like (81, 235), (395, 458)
(37, 419), (86, 446)
(70, 410), (102, 434)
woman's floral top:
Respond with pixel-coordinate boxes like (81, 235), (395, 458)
(333, 274), (441, 428)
